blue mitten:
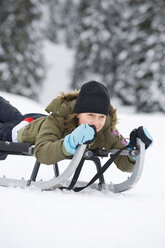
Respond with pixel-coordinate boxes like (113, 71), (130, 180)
(130, 126), (153, 149)
(142, 127), (153, 148)
(63, 124), (96, 155)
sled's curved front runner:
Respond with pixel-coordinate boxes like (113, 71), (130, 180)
(0, 139), (145, 192)
(109, 138), (145, 192)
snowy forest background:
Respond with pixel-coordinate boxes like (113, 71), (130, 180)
(0, 0), (165, 113)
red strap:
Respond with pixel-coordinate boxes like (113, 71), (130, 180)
(24, 117), (34, 123)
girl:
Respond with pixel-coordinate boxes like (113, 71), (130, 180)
(0, 81), (152, 172)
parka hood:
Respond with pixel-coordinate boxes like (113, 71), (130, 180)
(45, 91), (79, 117)
(45, 91), (118, 130)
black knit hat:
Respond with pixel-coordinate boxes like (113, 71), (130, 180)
(74, 81), (110, 115)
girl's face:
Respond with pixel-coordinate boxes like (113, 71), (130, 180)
(77, 113), (106, 132)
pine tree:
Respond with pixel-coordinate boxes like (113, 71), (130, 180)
(70, 0), (165, 112)
(46, 0), (80, 48)
(0, 0), (45, 100)
(116, 0), (165, 112)
(71, 0), (126, 95)
(45, 0), (61, 43)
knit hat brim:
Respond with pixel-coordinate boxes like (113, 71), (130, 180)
(74, 81), (110, 115)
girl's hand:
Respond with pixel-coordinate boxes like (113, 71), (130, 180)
(129, 126), (153, 149)
(63, 124), (97, 155)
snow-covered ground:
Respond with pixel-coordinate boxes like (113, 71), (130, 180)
(0, 41), (165, 248)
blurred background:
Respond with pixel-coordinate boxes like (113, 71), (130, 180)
(0, 0), (165, 113)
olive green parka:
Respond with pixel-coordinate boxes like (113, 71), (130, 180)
(20, 92), (135, 172)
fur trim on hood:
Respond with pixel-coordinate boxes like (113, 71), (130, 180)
(57, 91), (79, 100)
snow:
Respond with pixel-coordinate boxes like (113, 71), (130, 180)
(0, 41), (165, 248)
(40, 41), (73, 106)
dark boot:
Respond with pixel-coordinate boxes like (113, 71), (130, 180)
(0, 96), (22, 123)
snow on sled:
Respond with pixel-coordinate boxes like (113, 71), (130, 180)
(0, 138), (145, 193)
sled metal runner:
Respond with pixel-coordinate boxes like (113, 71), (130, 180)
(0, 138), (145, 192)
